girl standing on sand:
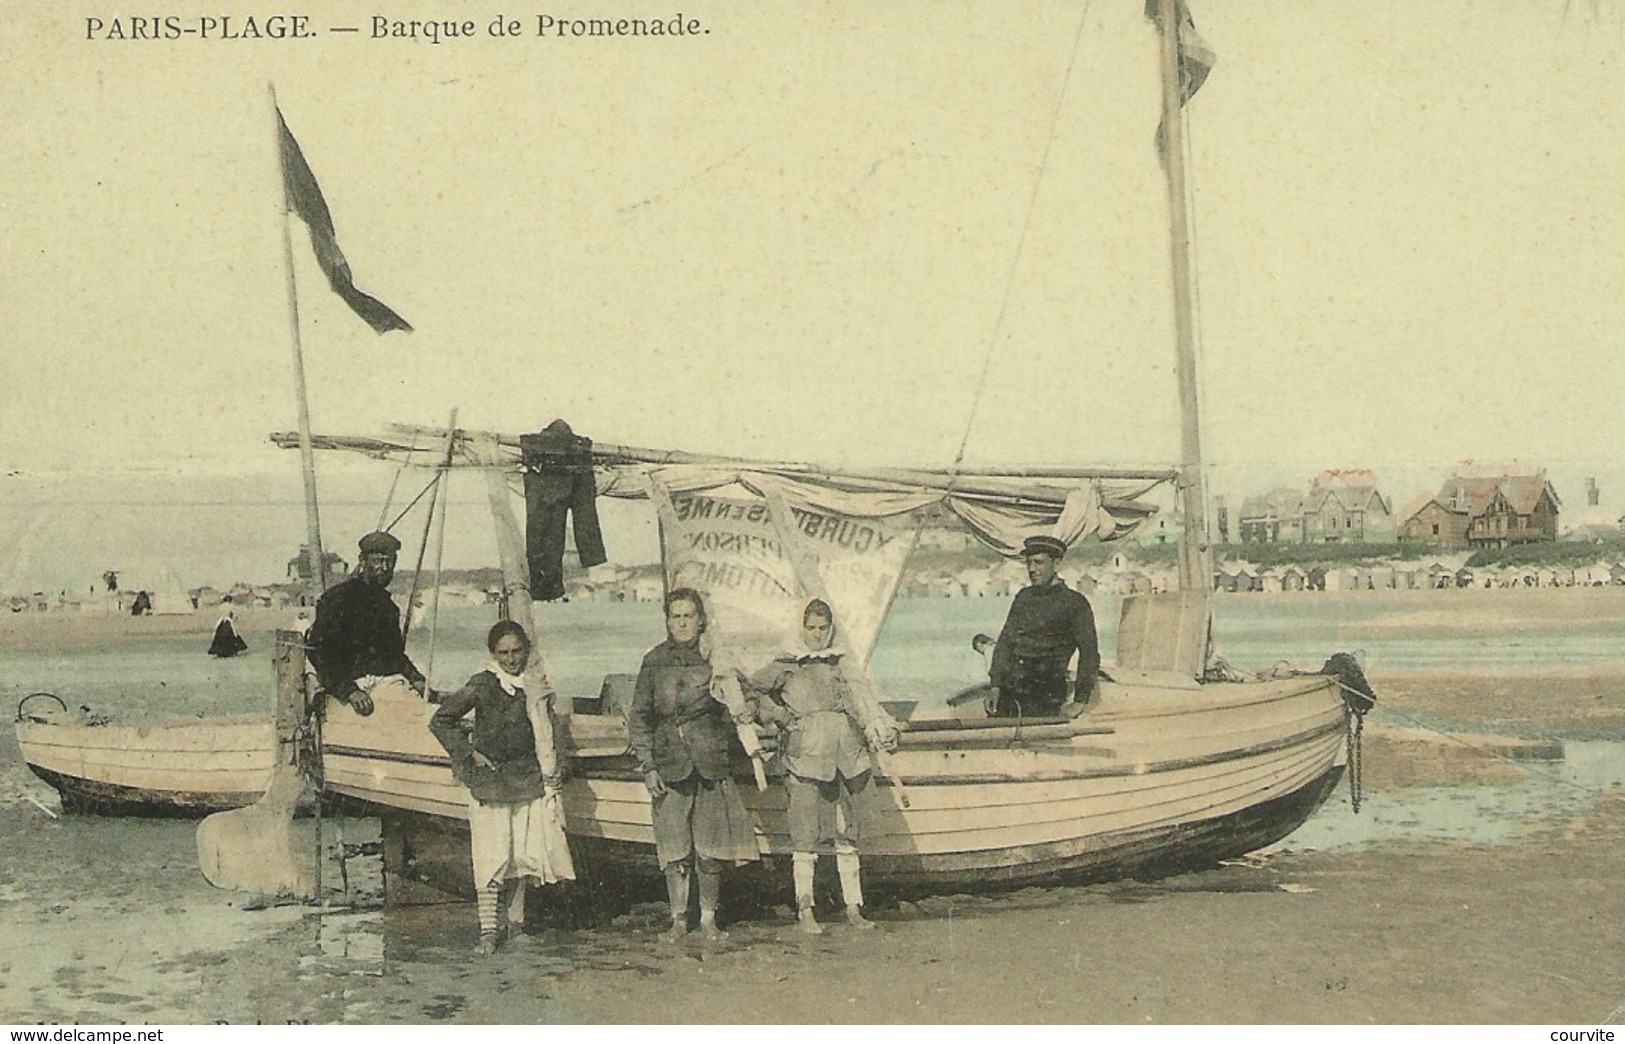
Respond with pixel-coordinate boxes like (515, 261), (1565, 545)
(627, 587), (760, 941)
(429, 620), (574, 954)
(748, 598), (898, 933)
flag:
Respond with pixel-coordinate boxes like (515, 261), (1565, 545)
(276, 107), (412, 334)
(1145, 0), (1216, 157)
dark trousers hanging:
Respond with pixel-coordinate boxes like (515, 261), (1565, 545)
(521, 423), (607, 602)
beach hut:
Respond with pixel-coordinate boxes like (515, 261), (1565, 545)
(149, 572), (196, 615)
(1118, 570), (1152, 595)
(1280, 566), (1306, 592)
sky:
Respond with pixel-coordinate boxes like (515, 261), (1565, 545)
(3, 0), (1622, 594)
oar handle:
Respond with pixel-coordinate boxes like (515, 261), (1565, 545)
(871, 748), (910, 808)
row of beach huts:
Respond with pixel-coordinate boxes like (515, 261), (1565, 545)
(9, 556), (1624, 617)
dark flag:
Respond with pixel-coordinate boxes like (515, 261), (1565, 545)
(1145, 0), (1216, 157)
(276, 108), (412, 334)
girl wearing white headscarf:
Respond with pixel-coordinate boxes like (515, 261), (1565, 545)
(430, 620), (573, 954)
(748, 598), (898, 933)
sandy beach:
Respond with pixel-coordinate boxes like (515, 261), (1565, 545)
(1, 594), (1622, 1024)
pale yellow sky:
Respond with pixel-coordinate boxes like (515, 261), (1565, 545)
(2, 1), (1622, 588)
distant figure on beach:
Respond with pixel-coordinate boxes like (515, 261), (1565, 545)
(627, 588), (759, 941)
(306, 531), (427, 717)
(746, 597), (898, 934)
(129, 590), (152, 617)
(429, 620), (574, 955)
(206, 597), (249, 658)
(987, 535), (1099, 718)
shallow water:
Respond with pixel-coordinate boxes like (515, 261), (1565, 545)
(1275, 739), (1625, 852)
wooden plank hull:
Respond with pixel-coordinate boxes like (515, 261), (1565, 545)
(321, 672), (1352, 894)
(15, 715), (275, 817)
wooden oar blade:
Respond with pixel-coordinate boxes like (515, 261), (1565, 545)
(196, 629), (319, 898)
(196, 772), (317, 896)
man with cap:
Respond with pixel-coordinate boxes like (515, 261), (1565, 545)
(987, 534), (1100, 718)
(306, 531), (427, 717)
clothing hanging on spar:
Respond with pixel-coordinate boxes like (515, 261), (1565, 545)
(521, 419), (608, 601)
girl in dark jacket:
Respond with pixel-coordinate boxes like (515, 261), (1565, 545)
(430, 620), (573, 954)
(628, 588), (760, 941)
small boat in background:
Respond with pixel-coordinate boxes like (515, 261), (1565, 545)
(15, 693), (272, 816)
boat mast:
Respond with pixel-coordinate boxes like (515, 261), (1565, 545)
(271, 84), (330, 596)
(1155, 0), (1210, 595)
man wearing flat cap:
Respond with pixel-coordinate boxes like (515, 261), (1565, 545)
(306, 530), (427, 717)
(987, 534), (1100, 718)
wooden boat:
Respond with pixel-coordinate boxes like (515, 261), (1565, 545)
(15, 694), (273, 816)
(284, 0), (1368, 901)
(319, 664), (1349, 897)
(275, 0), (1366, 898)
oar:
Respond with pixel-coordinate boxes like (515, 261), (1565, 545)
(870, 747), (910, 809)
(196, 630), (318, 899)
(712, 672), (769, 791)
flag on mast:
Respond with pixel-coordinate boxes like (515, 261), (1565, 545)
(276, 107), (412, 334)
(1147, 0), (1216, 157)
(1146, 0), (1214, 104)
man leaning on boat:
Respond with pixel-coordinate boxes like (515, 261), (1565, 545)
(988, 535), (1099, 718)
(306, 530), (428, 716)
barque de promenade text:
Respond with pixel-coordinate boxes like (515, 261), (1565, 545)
(82, 13), (709, 43)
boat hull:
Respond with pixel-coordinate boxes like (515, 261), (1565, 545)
(372, 760), (1343, 902)
(320, 671), (1352, 897)
(15, 716), (275, 817)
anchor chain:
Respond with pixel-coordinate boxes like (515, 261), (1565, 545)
(1346, 705), (1366, 814)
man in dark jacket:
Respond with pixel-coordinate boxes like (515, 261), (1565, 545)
(988, 535), (1100, 718)
(306, 530), (426, 716)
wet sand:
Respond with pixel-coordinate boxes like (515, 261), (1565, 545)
(2, 596), (1622, 1024)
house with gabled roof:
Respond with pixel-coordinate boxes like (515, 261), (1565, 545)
(1237, 488), (1303, 544)
(1301, 470), (1396, 543)
(1238, 469), (1395, 544)
(1398, 469), (1560, 549)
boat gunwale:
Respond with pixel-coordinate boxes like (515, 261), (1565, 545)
(323, 712), (1347, 789)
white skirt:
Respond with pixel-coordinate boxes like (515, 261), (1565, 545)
(467, 793), (576, 890)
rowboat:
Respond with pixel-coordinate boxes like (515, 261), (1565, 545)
(15, 694), (272, 816)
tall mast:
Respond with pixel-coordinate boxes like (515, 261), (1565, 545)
(271, 84), (330, 595)
(1156, 0), (1210, 595)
